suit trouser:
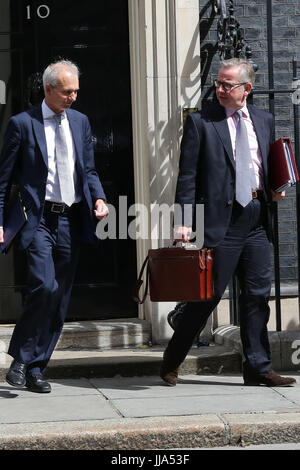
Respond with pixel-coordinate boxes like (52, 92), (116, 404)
(163, 197), (272, 376)
(8, 206), (80, 375)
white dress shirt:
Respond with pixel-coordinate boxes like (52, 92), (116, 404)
(42, 100), (80, 204)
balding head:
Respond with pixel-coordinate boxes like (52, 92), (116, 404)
(43, 60), (80, 93)
(43, 60), (80, 114)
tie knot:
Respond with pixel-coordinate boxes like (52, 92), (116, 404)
(53, 114), (63, 125)
(235, 109), (243, 119)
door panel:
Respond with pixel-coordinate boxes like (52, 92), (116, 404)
(0, 0), (137, 322)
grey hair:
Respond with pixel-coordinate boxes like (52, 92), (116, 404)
(220, 58), (255, 84)
(42, 60), (80, 92)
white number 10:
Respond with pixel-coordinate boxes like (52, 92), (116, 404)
(26, 4), (50, 19)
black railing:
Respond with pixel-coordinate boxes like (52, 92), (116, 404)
(201, 0), (300, 333)
(229, 60), (300, 332)
(214, 0), (300, 331)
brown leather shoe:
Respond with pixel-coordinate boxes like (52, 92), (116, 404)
(244, 370), (296, 387)
(160, 365), (179, 386)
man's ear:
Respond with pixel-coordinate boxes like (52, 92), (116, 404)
(45, 83), (52, 97)
(244, 82), (252, 96)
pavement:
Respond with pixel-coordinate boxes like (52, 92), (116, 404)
(1, 342), (300, 452)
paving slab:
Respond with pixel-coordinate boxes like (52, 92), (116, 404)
(1, 373), (300, 423)
(0, 373), (300, 450)
(111, 394), (297, 418)
(0, 378), (99, 399)
(90, 373), (300, 417)
(90, 374), (276, 399)
(273, 385), (300, 407)
(0, 387), (119, 424)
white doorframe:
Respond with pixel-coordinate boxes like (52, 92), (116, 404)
(128, 0), (201, 341)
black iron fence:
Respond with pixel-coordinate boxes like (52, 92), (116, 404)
(229, 58), (300, 332)
(217, 0), (300, 332)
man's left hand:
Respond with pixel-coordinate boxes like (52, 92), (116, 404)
(94, 199), (109, 220)
(272, 190), (285, 202)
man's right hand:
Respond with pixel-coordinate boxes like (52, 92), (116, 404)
(174, 226), (192, 242)
(0, 228), (4, 243)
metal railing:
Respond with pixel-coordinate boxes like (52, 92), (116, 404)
(200, 0), (300, 333)
(229, 59), (300, 332)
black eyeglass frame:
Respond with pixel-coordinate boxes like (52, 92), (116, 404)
(214, 80), (248, 92)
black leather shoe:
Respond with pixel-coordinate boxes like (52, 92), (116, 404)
(26, 374), (51, 393)
(6, 360), (27, 387)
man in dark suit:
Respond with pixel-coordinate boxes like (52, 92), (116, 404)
(160, 58), (296, 388)
(0, 60), (108, 393)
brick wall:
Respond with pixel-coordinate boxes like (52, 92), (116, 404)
(199, 0), (300, 292)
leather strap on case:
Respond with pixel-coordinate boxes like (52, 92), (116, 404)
(132, 255), (149, 304)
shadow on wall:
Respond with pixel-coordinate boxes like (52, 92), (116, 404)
(148, 18), (202, 212)
(146, 16), (201, 339)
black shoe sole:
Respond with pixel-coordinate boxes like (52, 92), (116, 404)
(25, 381), (51, 393)
(26, 387), (51, 393)
(6, 376), (26, 388)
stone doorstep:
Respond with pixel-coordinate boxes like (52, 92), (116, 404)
(1, 319), (300, 380)
(214, 325), (300, 371)
(45, 344), (242, 380)
(0, 318), (241, 381)
(0, 341), (242, 381)
(0, 318), (152, 351)
(57, 318), (152, 350)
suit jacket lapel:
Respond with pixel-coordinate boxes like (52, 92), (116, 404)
(31, 106), (48, 167)
(248, 105), (269, 176)
(67, 110), (84, 172)
(210, 105), (235, 169)
(210, 103), (270, 176)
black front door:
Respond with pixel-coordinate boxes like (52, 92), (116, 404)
(0, 0), (137, 322)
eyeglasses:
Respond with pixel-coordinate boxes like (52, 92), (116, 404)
(214, 80), (247, 92)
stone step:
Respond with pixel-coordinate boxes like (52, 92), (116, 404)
(0, 318), (243, 381)
(214, 325), (300, 371)
(47, 344), (242, 380)
(0, 318), (151, 352)
(0, 343), (242, 381)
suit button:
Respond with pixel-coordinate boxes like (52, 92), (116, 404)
(227, 200), (233, 206)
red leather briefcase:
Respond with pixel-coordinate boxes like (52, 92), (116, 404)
(133, 246), (213, 304)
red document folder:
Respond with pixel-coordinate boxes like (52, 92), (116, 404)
(269, 137), (299, 193)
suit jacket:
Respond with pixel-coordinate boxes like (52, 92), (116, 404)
(0, 105), (106, 249)
(175, 102), (274, 248)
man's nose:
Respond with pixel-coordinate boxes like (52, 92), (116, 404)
(69, 91), (77, 100)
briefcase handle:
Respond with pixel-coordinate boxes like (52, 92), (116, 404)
(132, 241), (179, 304)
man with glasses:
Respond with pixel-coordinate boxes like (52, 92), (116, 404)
(160, 58), (296, 388)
